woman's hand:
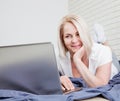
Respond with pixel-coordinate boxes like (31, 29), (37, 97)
(73, 46), (85, 62)
(60, 75), (75, 91)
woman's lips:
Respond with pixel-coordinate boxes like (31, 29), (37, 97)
(71, 45), (81, 49)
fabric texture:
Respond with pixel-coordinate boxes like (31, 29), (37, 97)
(0, 72), (120, 101)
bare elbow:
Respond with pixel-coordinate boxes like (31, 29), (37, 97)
(90, 81), (108, 88)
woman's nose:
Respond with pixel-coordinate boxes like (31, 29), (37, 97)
(72, 36), (78, 43)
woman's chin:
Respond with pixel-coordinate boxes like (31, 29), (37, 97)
(72, 49), (79, 53)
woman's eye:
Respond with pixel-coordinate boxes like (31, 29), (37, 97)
(65, 36), (69, 38)
(65, 35), (72, 38)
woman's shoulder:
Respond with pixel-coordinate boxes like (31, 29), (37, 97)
(90, 43), (112, 67)
(92, 43), (111, 53)
(90, 43), (112, 59)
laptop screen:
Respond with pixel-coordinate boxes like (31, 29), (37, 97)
(0, 42), (63, 95)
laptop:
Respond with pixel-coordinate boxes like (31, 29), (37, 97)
(0, 42), (81, 95)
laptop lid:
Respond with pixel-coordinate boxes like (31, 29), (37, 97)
(0, 42), (63, 95)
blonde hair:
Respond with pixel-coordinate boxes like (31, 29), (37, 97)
(58, 14), (93, 58)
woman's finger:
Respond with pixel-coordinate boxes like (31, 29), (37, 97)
(60, 75), (75, 91)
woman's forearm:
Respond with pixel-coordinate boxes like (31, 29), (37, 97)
(74, 60), (108, 87)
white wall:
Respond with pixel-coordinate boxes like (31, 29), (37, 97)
(0, 0), (68, 54)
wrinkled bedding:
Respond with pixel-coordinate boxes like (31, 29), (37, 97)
(0, 72), (120, 101)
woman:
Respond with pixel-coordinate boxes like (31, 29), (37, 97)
(57, 14), (118, 91)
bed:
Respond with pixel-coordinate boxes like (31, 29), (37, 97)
(0, 72), (120, 101)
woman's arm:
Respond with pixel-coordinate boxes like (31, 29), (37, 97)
(73, 46), (111, 87)
(75, 60), (111, 87)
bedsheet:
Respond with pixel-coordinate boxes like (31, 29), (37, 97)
(0, 72), (120, 101)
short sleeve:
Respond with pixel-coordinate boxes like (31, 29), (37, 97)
(97, 45), (112, 67)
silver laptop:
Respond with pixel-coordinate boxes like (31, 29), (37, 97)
(0, 42), (63, 95)
(0, 42), (82, 95)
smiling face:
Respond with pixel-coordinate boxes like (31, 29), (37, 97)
(63, 22), (83, 55)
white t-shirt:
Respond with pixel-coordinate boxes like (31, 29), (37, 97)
(57, 43), (118, 79)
